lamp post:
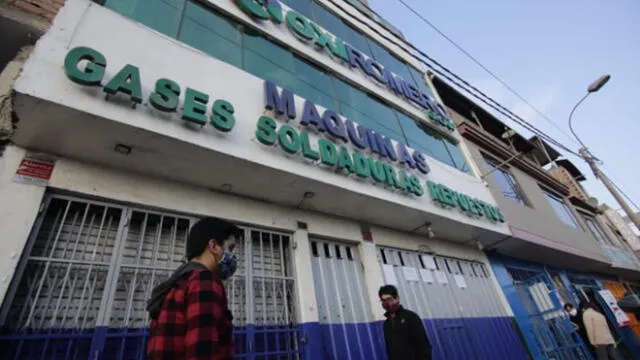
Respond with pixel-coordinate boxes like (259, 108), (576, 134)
(568, 75), (640, 230)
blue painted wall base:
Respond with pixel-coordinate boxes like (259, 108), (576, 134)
(0, 316), (527, 360)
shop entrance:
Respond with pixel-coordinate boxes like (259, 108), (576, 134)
(570, 279), (640, 359)
(309, 239), (382, 360)
(0, 194), (300, 359)
(508, 268), (591, 360)
(378, 247), (527, 360)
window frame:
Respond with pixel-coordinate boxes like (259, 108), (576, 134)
(578, 211), (614, 247)
(540, 187), (580, 229)
(483, 154), (529, 206)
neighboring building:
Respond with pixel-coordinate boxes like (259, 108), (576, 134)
(0, 1), (529, 360)
(606, 207), (640, 251)
(432, 74), (640, 359)
(622, 211), (640, 238)
(601, 204), (640, 256)
(547, 158), (589, 203)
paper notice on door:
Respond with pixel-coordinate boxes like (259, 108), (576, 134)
(421, 254), (437, 270)
(454, 275), (467, 289)
(402, 267), (419, 282)
(435, 270), (448, 285)
(598, 290), (630, 327)
(382, 264), (398, 286)
(420, 269), (434, 283)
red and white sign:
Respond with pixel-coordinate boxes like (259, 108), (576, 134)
(599, 290), (631, 327)
(13, 155), (55, 186)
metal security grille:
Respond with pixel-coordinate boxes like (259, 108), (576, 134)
(0, 196), (126, 359)
(232, 229), (299, 359)
(378, 247), (518, 360)
(378, 247), (507, 319)
(310, 239), (381, 360)
(103, 209), (194, 360)
(507, 268), (590, 360)
(0, 194), (300, 360)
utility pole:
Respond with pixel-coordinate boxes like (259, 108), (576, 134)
(579, 148), (640, 230)
(568, 74), (640, 230)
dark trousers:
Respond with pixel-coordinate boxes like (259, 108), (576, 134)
(595, 345), (623, 360)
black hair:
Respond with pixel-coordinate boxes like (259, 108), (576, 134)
(378, 285), (399, 298)
(564, 303), (575, 311)
(579, 301), (596, 312)
(186, 217), (242, 260)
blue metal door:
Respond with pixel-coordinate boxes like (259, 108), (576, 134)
(511, 271), (591, 360)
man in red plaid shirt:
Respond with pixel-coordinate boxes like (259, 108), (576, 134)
(146, 217), (242, 360)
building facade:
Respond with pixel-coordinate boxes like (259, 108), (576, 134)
(432, 75), (640, 359)
(0, 0), (531, 359)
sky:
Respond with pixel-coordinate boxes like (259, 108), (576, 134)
(370, 0), (640, 214)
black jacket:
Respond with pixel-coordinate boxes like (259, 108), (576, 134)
(569, 313), (589, 344)
(383, 306), (432, 360)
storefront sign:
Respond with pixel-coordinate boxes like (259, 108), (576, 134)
(61, 47), (504, 223)
(427, 180), (505, 223)
(598, 290), (631, 327)
(233, 0), (453, 129)
(13, 153), (55, 186)
(260, 81), (426, 197)
(63, 47), (237, 133)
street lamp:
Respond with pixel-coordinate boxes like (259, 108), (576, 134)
(568, 74), (640, 230)
(568, 75), (610, 149)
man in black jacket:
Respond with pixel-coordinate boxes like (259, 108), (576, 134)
(379, 285), (432, 360)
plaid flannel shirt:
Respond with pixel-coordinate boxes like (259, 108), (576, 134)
(147, 268), (233, 360)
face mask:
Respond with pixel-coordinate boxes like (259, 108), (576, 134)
(218, 251), (238, 280)
(382, 299), (399, 312)
(569, 309), (578, 317)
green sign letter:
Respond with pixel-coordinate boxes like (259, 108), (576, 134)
(278, 124), (301, 154)
(300, 131), (320, 160)
(182, 88), (209, 125)
(319, 139), (338, 166)
(103, 64), (143, 104)
(64, 46), (106, 86)
(337, 146), (355, 173)
(234, 0), (283, 23)
(286, 11), (314, 41)
(256, 116), (277, 145)
(353, 152), (371, 178)
(211, 99), (236, 132)
(149, 78), (180, 112)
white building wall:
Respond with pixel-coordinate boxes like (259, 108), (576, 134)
(0, 148), (514, 318)
(14, 0), (508, 235)
(1, 0), (518, 323)
(0, 145), (46, 302)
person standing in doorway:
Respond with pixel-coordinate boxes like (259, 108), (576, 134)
(379, 285), (432, 360)
(146, 217), (242, 360)
(581, 302), (624, 360)
(565, 303), (589, 344)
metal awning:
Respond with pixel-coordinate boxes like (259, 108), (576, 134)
(529, 135), (561, 166)
(556, 159), (587, 181)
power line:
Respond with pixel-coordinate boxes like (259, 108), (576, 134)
(395, 0), (580, 147)
(600, 166), (640, 211)
(332, 0), (640, 213)
(324, 0), (581, 157)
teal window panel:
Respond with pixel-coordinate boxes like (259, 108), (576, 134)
(396, 112), (455, 167)
(443, 138), (471, 173)
(104, 0), (185, 38)
(178, 1), (242, 67)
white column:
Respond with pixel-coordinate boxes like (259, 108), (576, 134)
(292, 229), (319, 323)
(360, 241), (386, 321)
(0, 145), (46, 304)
